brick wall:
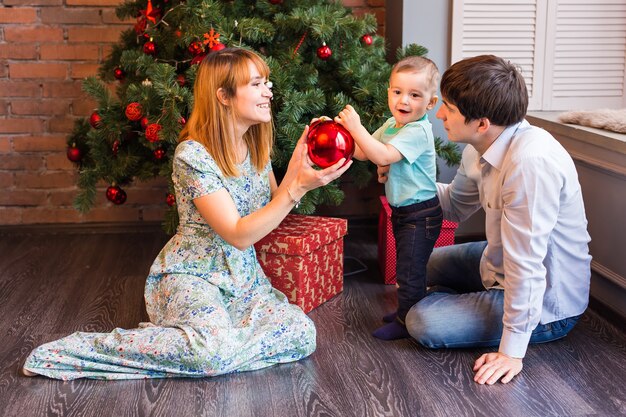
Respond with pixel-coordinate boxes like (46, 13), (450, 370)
(0, 0), (385, 226)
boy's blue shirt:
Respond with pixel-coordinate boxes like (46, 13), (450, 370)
(372, 114), (437, 207)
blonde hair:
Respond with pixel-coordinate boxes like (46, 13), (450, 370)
(392, 56), (440, 94)
(179, 48), (273, 177)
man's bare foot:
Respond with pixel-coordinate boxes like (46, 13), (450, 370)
(22, 368), (37, 377)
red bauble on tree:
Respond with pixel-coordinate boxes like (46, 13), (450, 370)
(317, 42), (332, 60)
(306, 119), (354, 168)
(361, 34), (373, 46)
(269, 0), (283, 5)
(113, 67), (125, 80)
(211, 42), (226, 52)
(153, 147), (166, 160)
(106, 185), (127, 205)
(145, 123), (162, 142)
(191, 53), (207, 65)
(112, 140), (120, 156)
(165, 193), (176, 207)
(143, 40), (156, 55)
(188, 41), (205, 56)
(89, 111), (102, 129)
(125, 102), (143, 121)
(176, 74), (186, 87)
(140, 117), (149, 130)
(67, 143), (82, 162)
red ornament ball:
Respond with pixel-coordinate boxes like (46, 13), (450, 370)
(188, 41), (204, 56)
(113, 67), (125, 80)
(306, 119), (354, 168)
(66, 144), (82, 162)
(112, 140), (120, 156)
(125, 102), (143, 121)
(211, 42), (226, 52)
(140, 116), (149, 130)
(269, 0), (283, 4)
(317, 43), (332, 60)
(143, 41), (156, 55)
(191, 53), (207, 65)
(145, 123), (162, 142)
(153, 147), (166, 160)
(361, 34), (373, 46)
(89, 111), (102, 129)
(106, 185), (127, 205)
(176, 74), (186, 87)
(165, 193), (176, 207)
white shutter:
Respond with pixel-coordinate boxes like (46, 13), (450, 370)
(451, 0), (547, 110)
(542, 0), (626, 110)
(451, 0), (626, 111)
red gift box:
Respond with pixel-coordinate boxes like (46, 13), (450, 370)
(378, 196), (458, 285)
(254, 214), (347, 313)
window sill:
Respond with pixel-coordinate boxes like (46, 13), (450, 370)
(527, 111), (626, 178)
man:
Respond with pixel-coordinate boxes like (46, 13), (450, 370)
(379, 55), (592, 385)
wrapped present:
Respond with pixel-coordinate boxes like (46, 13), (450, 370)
(254, 214), (347, 313)
(378, 196), (458, 285)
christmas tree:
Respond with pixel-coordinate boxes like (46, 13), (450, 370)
(67, 0), (460, 233)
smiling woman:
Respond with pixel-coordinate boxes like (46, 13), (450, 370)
(21, 48), (353, 380)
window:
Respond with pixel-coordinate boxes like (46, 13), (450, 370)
(451, 0), (626, 111)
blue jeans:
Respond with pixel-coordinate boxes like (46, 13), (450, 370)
(391, 196), (442, 321)
(405, 241), (581, 349)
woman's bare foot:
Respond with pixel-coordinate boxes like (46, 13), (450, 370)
(22, 367), (37, 377)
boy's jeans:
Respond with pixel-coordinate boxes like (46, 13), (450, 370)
(405, 241), (581, 349)
(391, 196), (442, 321)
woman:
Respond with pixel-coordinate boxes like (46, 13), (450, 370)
(23, 48), (352, 380)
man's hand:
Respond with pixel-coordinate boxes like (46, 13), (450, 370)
(473, 352), (523, 385)
(377, 164), (389, 184)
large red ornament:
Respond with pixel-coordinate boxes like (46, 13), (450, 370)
(143, 41), (156, 55)
(361, 34), (373, 46)
(66, 144), (82, 162)
(145, 123), (162, 142)
(125, 102), (143, 121)
(306, 119), (354, 168)
(89, 111), (102, 129)
(106, 185), (127, 205)
(317, 43), (332, 60)
(165, 193), (176, 207)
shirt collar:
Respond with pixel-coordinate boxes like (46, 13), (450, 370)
(481, 120), (528, 170)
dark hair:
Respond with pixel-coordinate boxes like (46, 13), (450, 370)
(440, 55), (528, 126)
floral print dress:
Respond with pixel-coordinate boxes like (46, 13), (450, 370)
(23, 140), (316, 380)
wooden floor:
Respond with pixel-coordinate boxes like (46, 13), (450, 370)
(1, 222), (625, 417)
